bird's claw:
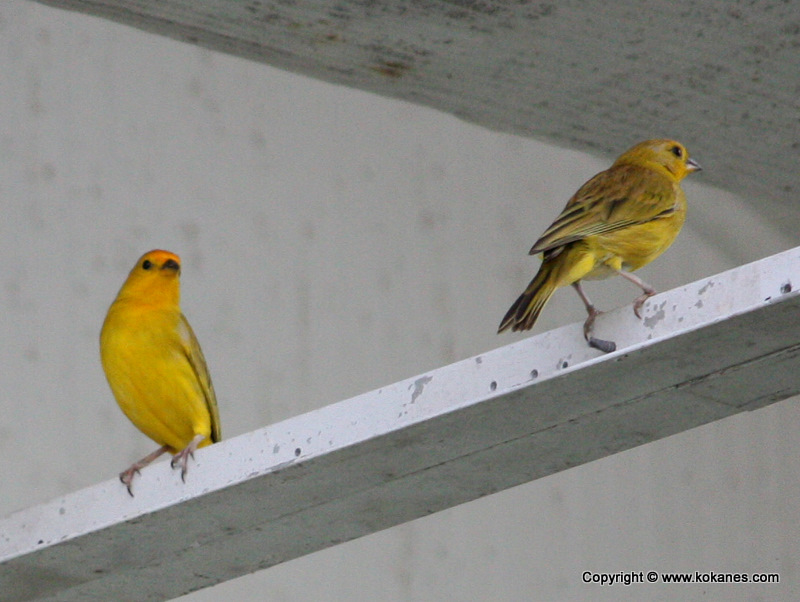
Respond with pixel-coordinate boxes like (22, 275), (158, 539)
(170, 434), (205, 483)
(583, 307), (616, 353)
(170, 452), (191, 483)
(582, 307), (601, 339)
(119, 468), (140, 497)
(633, 290), (655, 319)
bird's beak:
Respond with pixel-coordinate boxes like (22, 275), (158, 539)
(687, 158), (702, 172)
(162, 259), (181, 272)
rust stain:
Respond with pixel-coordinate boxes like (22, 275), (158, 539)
(371, 60), (411, 78)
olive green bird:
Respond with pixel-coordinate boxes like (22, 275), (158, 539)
(498, 139), (702, 352)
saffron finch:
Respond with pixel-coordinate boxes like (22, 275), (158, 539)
(100, 250), (221, 495)
(498, 139), (701, 352)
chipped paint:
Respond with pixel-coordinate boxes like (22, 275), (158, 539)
(409, 375), (433, 403)
(643, 302), (667, 328)
(698, 280), (715, 295)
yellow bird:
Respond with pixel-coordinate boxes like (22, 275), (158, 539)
(100, 250), (220, 495)
(498, 139), (701, 352)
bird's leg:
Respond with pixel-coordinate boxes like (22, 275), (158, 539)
(572, 281), (599, 318)
(120, 445), (170, 497)
(170, 433), (206, 483)
(616, 270), (657, 318)
(572, 282), (616, 353)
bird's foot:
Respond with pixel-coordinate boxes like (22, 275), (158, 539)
(171, 434), (206, 483)
(583, 306), (601, 337)
(119, 444), (170, 497)
(583, 307), (616, 353)
(119, 467), (140, 497)
(633, 289), (656, 319)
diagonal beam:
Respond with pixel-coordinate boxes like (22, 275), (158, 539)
(2, 246), (800, 601)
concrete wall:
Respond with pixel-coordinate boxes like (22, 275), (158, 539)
(1, 2), (798, 600)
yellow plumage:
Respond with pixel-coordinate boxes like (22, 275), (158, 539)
(498, 139), (702, 351)
(100, 249), (220, 494)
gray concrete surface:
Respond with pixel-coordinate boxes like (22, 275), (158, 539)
(32, 0), (800, 240)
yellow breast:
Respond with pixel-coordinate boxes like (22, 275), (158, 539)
(100, 303), (213, 453)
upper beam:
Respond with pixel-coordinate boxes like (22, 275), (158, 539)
(30, 0), (800, 236)
(3, 246), (800, 600)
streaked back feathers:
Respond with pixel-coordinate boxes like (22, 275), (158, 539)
(498, 138), (701, 337)
(530, 139), (701, 257)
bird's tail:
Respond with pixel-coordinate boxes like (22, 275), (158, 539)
(498, 263), (558, 333)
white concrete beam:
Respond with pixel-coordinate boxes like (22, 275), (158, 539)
(2, 246), (800, 601)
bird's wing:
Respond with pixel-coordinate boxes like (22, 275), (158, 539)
(530, 164), (678, 255)
(178, 314), (221, 443)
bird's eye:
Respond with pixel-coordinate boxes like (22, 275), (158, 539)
(671, 146), (683, 158)
(142, 259), (153, 270)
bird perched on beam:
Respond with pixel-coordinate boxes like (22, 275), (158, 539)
(100, 250), (221, 495)
(498, 139), (701, 352)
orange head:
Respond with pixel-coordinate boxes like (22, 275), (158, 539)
(613, 139), (702, 182)
(114, 249), (182, 308)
